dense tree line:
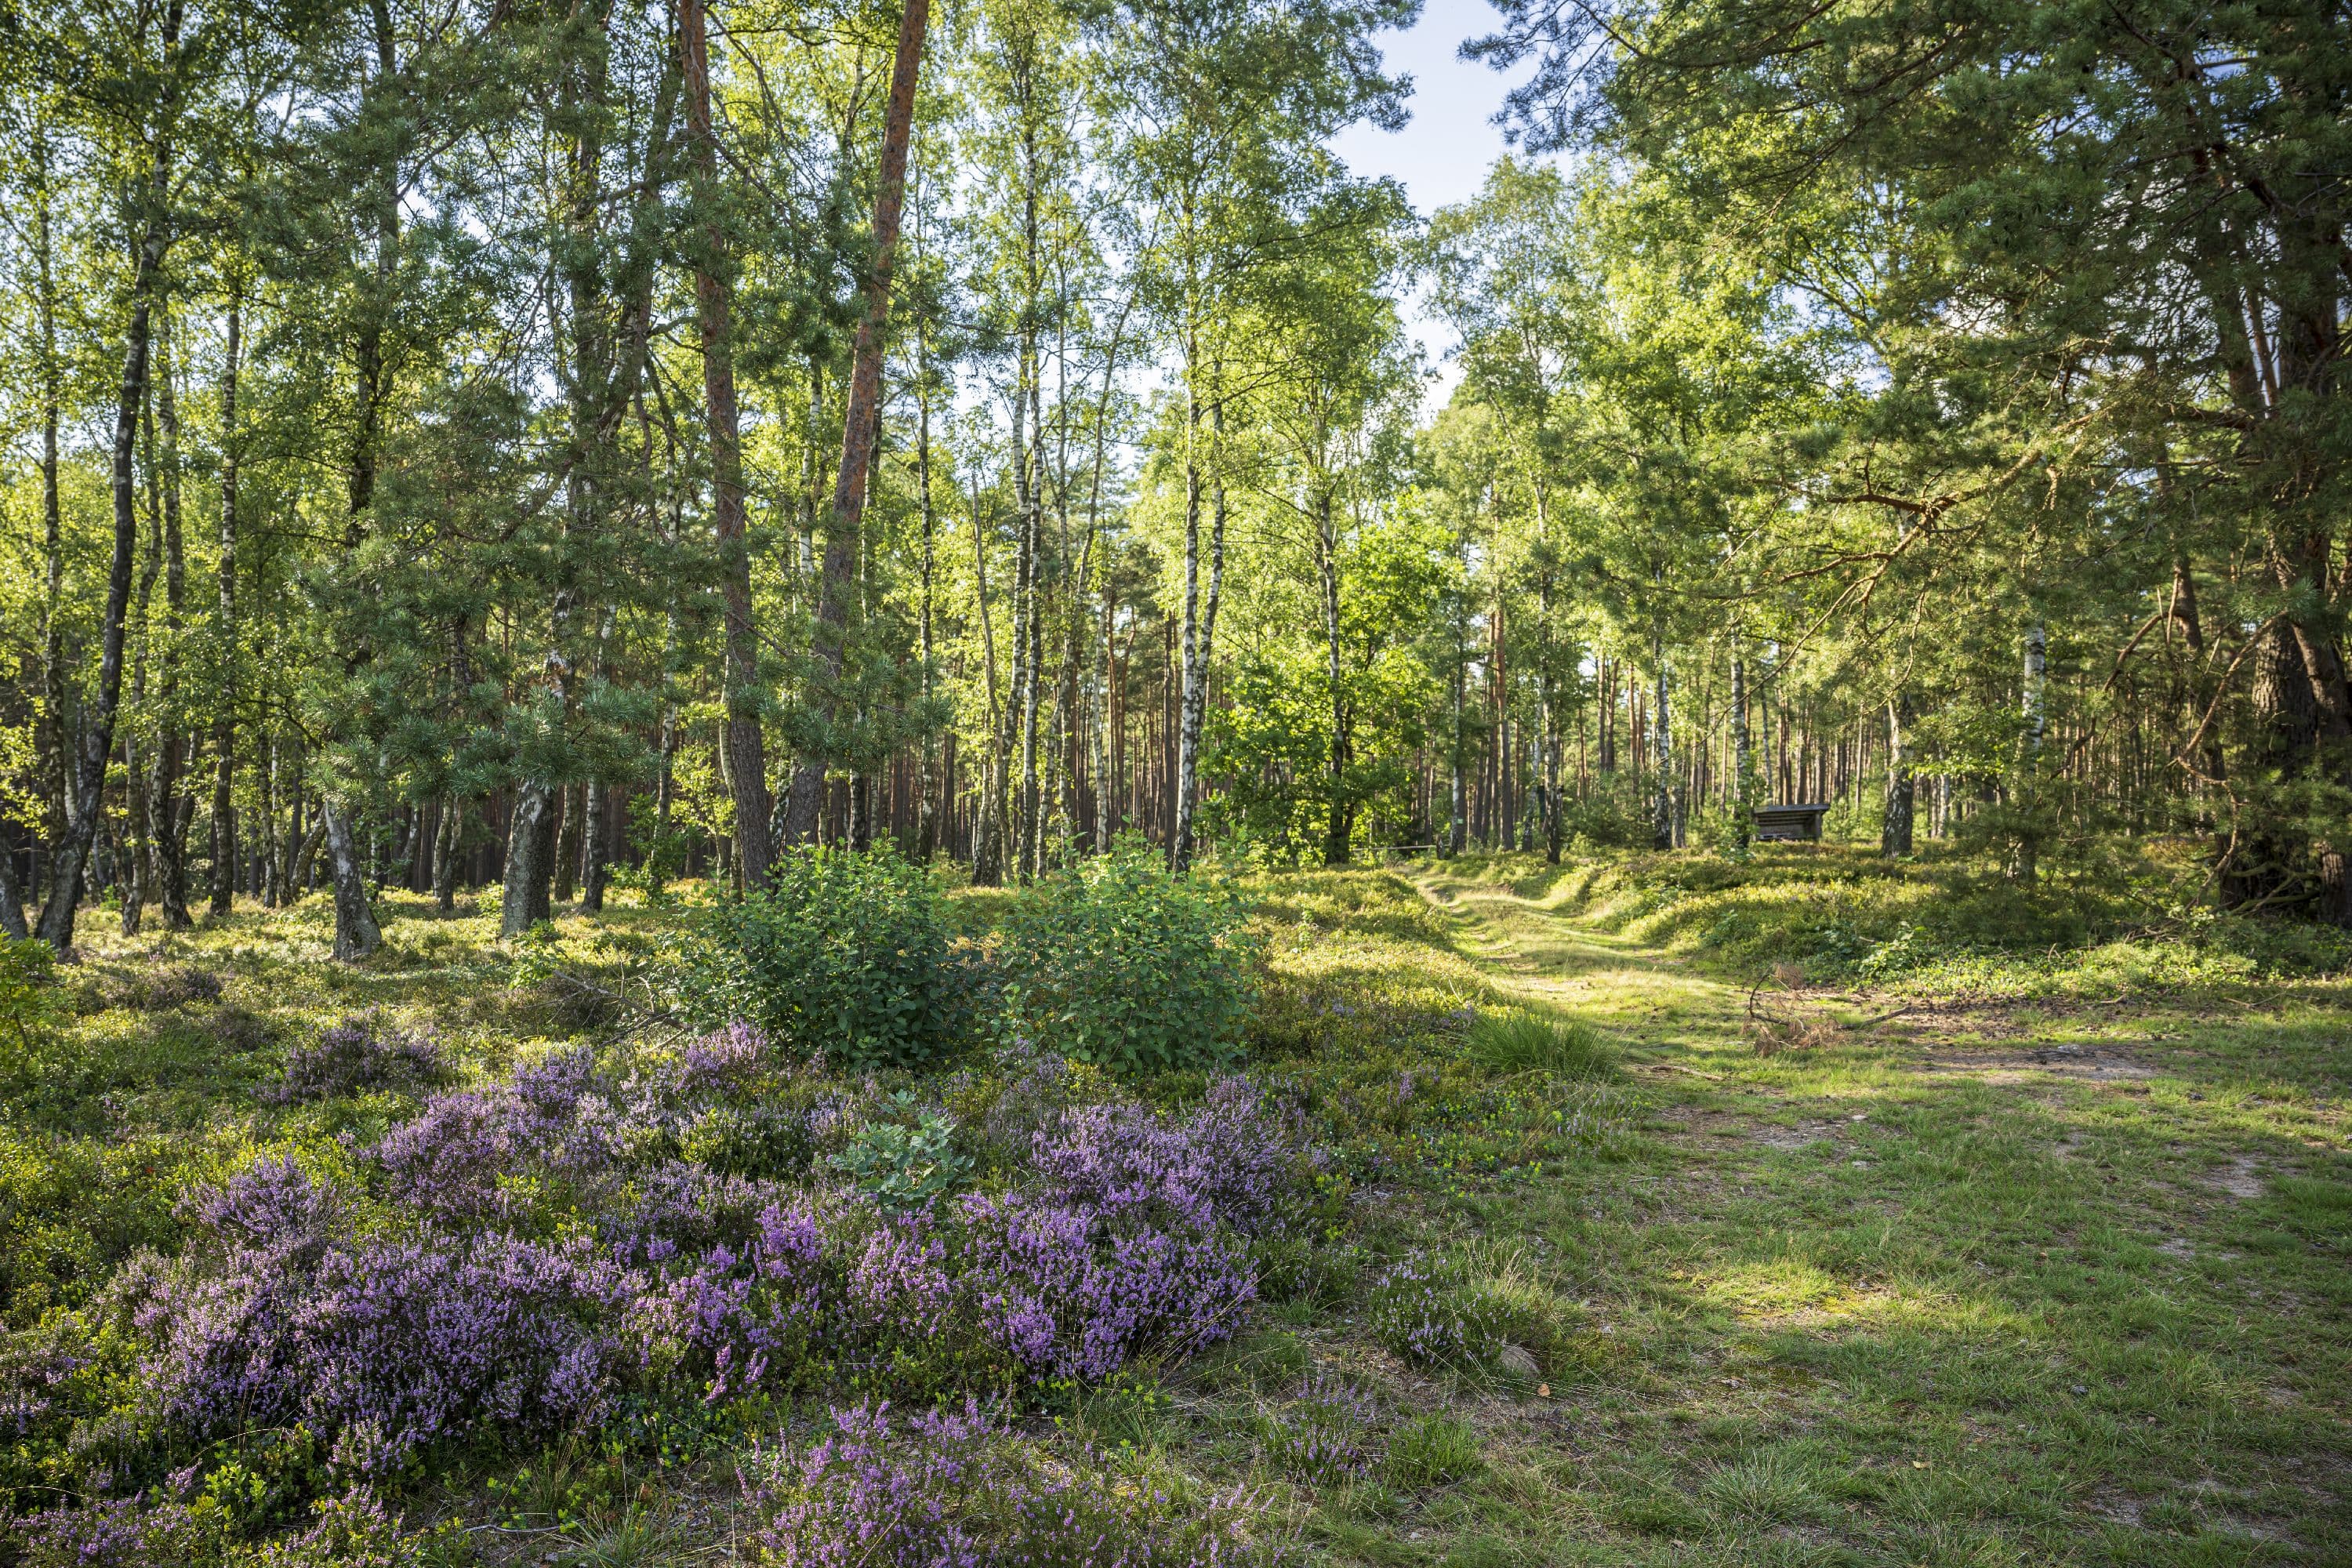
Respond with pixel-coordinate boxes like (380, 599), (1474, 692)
(2, 0), (2344, 958)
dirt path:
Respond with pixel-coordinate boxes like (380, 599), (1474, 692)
(1407, 866), (1754, 1065)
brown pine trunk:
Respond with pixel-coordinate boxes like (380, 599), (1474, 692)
(683, 0), (771, 889)
(786, 0), (929, 845)
(209, 291), (241, 916)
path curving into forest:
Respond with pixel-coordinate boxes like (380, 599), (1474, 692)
(1407, 863), (1752, 1065)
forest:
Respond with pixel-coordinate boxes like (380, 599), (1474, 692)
(3, 0), (2344, 947)
(0, 0), (2345, 1563)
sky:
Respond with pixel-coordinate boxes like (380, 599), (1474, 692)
(1328, 0), (1547, 404)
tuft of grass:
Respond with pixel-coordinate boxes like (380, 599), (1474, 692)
(1382, 1414), (1483, 1489)
(1698, 1448), (1835, 1526)
(1466, 1011), (1617, 1080)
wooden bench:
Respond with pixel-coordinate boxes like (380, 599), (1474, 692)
(1751, 803), (1831, 841)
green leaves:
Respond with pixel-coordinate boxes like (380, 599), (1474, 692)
(827, 1097), (973, 1212)
(680, 849), (970, 1071)
(993, 836), (1260, 1075)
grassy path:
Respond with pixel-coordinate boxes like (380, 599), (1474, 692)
(1353, 862), (2349, 1566)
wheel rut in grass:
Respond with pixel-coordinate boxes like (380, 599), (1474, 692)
(1406, 866), (1750, 1067)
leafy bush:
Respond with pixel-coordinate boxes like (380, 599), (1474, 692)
(828, 1098), (972, 1212)
(0, 938), (56, 1052)
(1465, 1012), (1616, 1079)
(995, 840), (1259, 1075)
(681, 850), (966, 1069)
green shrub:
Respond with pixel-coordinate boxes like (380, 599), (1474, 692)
(1465, 1011), (1617, 1079)
(0, 938), (56, 1052)
(680, 849), (966, 1069)
(994, 839), (1259, 1074)
(827, 1096), (971, 1211)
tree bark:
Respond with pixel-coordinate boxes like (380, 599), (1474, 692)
(1171, 392), (1226, 873)
(321, 800), (381, 959)
(1650, 624), (1675, 852)
(1316, 477), (1351, 866)
(1881, 694), (1914, 855)
(209, 290), (241, 916)
(147, 307), (192, 927)
(1730, 645), (1751, 851)
(914, 355), (938, 861)
(683, 0), (772, 889)
(38, 44), (176, 953)
(786, 0), (930, 844)
(971, 469), (1010, 885)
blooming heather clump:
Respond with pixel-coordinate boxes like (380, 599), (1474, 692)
(372, 1047), (620, 1224)
(1029, 1078), (1305, 1234)
(958, 1189), (1254, 1381)
(96, 1024), (1325, 1495)
(628, 1193), (843, 1399)
(599, 1161), (793, 1270)
(9, 1497), (204, 1568)
(1261, 1376), (1381, 1485)
(953, 1080), (1312, 1381)
(140, 1163), (629, 1472)
(746, 1399), (997, 1568)
(744, 1400), (1274, 1568)
(271, 1013), (447, 1104)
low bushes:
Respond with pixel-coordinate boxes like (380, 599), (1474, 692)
(995, 840), (1260, 1074)
(24, 1030), (1320, 1500)
(681, 851), (969, 1069)
(682, 844), (1263, 1076)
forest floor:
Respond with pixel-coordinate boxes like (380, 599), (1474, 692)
(9, 849), (2349, 1566)
(1296, 855), (2350, 1566)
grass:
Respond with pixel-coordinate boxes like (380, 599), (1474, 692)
(11, 844), (2350, 1564)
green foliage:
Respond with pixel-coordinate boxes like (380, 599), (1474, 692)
(680, 851), (967, 1069)
(994, 839), (1261, 1074)
(1381, 1414), (1483, 1489)
(826, 1096), (972, 1212)
(0, 940), (56, 1053)
(1465, 1011), (1616, 1079)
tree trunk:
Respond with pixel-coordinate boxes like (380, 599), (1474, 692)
(551, 783), (579, 905)
(38, 72), (175, 954)
(1730, 646), (1751, 851)
(2014, 620), (2048, 882)
(432, 795), (463, 909)
(1650, 625), (1675, 851)
(321, 801), (381, 959)
(502, 785), (555, 929)
(1881, 694), (1914, 856)
(1172, 393), (1226, 873)
(209, 291), (241, 916)
(34, 136), (68, 922)
(147, 307), (192, 927)
(914, 349), (938, 861)
(1316, 480), (1352, 865)
(971, 470), (1010, 886)
(786, 0), (930, 844)
(683, 0), (771, 890)
(1017, 379), (1045, 880)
